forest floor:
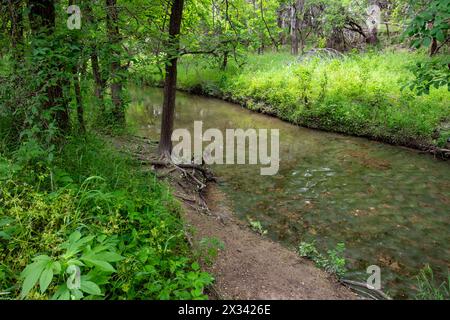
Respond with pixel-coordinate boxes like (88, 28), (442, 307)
(111, 134), (357, 300)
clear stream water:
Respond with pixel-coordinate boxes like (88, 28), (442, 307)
(128, 87), (450, 299)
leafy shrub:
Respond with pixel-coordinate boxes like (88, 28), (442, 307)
(20, 231), (122, 299)
(405, 58), (450, 95)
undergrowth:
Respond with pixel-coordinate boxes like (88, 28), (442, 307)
(0, 135), (213, 300)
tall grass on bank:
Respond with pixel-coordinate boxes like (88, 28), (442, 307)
(131, 50), (450, 148)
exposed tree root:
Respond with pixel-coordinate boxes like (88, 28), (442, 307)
(138, 156), (215, 214)
(340, 279), (392, 300)
(144, 159), (217, 182)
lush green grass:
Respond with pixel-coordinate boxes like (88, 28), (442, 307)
(132, 49), (450, 148)
(0, 135), (213, 300)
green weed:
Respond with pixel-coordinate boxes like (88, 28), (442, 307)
(247, 217), (268, 236)
(298, 241), (347, 278)
(415, 265), (450, 300)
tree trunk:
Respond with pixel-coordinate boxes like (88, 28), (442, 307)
(74, 72), (85, 133)
(106, 0), (125, 125)
(367, 26), (378, 45)
(290, 0), (304, 55)
(290, 5), (298, 55)
(85, 2), (106, 111)
(29, 0), (70, 133)
(367, 1), (379, 45)
(8, 0), (24, 65)
(430, 38), (438, 56)
(68, 0), (85, 133)
(91, 50), (106, 110)
(158, 0), (185, 157)
(222, 51), (228, 70)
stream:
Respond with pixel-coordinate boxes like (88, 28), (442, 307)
(128, 86), (450, 299)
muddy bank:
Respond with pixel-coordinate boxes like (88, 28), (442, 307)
(111, 135), (357, 300)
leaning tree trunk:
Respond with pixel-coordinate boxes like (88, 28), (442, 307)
(158, 0), (185, 157)
(29, 0), (70, 133)
(106, 0), (125, 125)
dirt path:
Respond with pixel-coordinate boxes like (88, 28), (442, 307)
(112, 135), (357, 300)
(189, 185), (356, 300)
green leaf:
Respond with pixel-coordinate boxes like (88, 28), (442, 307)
(19, 255), (53, 297)
(0, 218), (14, 227)
(423, 37), (432, 47)
(52, 261), (61, 274)
(436, 30), (446, 42)
(0, 231), (10, 240)
(20, 263), (46, 298)
(94, 252), (123, 262)
(39, 267), (53, 294)
(66, 259), (85, 267)
(52, 284), (71, 300)
(32, 255), (52, 263)
(191, 262), (200, 271)
(81, 256), (116, 272)
(80, 280), (102, 296)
